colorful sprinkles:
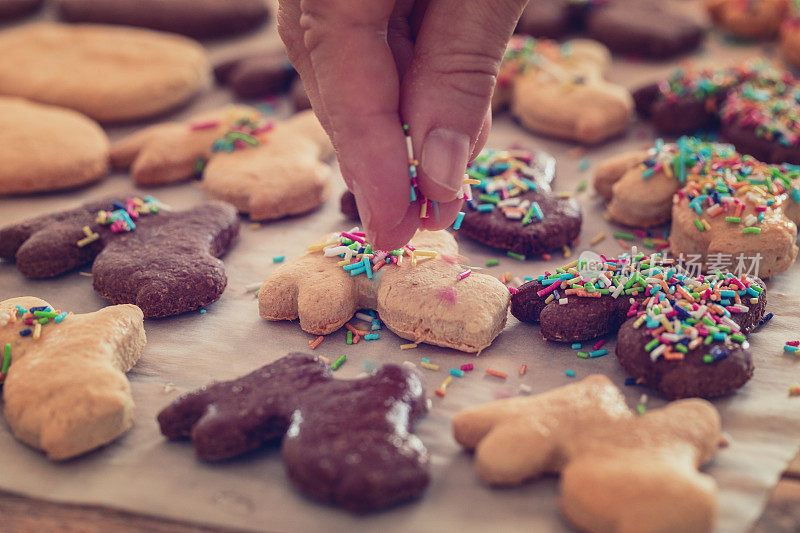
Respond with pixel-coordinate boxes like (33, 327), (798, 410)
(0, 305), (71, 383)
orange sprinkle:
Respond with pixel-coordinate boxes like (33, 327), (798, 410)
(663, 350), (685, 361)
(352, 333), (361, 344)
(542, 253), (551, 260)
(344, 323), (368, 336)
(435, 389), (446, 397)
(308, 336), (324, 350)
(485, 369), (508, 379)
(519, 364), (527, 376)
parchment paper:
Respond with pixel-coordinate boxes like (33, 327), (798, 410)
(0, 2), (798, 532)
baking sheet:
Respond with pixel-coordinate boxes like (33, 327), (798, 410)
(1, 2), (799, 532)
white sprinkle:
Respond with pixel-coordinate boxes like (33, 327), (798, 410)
(558, 298), (568, 305)
(244, 281), (262, 292)
(650, 344), (667, 362)
(519, 384), (532, 395)
(355, 312), (373, 322)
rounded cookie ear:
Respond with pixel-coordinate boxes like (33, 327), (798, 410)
(110, 122), (182, 170)
(295, 268), (359, 335)
(474, 420), (558, 485)
(593, 150), (648, 200)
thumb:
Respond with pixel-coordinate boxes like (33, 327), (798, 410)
(401, 0), (525, 202)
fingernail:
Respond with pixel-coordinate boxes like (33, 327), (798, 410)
(420, 128), (470, 197)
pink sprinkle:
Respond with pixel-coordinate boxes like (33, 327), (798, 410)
(457, 269), (472, 281)
(634, 230), (646, 238)
(341, 232), (365, 243)
(537, 282), (561, 297)
(508, 287), (518, 294)
(788, 341), (800, 346)
(727, 307), (742, 313)
(351, 232), (366, 237)
(461, 364), (474, 371)
(190, 120), (220, 131)
(592, 339), (605, 351)
(405, 245), (416, 251)
(436, 287), (457, 305)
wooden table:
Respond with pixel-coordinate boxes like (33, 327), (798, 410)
(1, 452), (797, 532)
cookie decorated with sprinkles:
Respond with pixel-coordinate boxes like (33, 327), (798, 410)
(595, 137), (800, 277)
(458, 149), (582, 258)
(511, 251), (765, 398)
(0, 197), (239, 318)
(634, 61), (800, 164)
(0, 97), (109, 196)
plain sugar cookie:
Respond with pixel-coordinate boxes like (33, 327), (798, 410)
(0, 97), (109, 196)
(0, 23), (210, 123)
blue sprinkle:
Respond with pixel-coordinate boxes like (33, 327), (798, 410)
(571, 343), (582, 350)
(453, 211), (465, 230)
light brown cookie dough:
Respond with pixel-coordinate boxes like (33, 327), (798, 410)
(453, 374), (722, 533)
(0, 97), (109, 195)
(781, 18), (800, 68)
(707, 0), (788, 39)
(495, 36), (633, 144)
(0, 23), (210, 123)
(0, 297), (146, 460)
(112, 107), (334, 221)
(258, 230), (510, 353)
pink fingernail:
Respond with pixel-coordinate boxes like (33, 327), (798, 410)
(421, 128), (470, 197)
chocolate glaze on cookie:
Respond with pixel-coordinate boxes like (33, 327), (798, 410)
(0, 197), (239, 317)
(57, 0), (269, 39)
(459, 149), (581, 257)
(214, 52), (296, 99)
(512, 253), (765, 398)
(0, 0), (42, 19)
(515, 0), (704, 59)
(158, 353), (429, 513)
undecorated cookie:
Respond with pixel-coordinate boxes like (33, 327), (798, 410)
(595, 137), (800, 277)
(495, 36), (632, 144)
(453, 374), (722, 533)
(158, 353), (429, 513)
(57, 0), (269, 39)
(0, 297), (145, 460)
(459, 149), (582, 257)
(707, 0), (788, 39)
(259, 229), (510, 353)
(511, 252), (763, 398)
(0, 23), (210, 122)
(0, 197), (239, 318)
(111, 107), (334, 221)
(516, 0), (705, 59)
(0, 97), (109, 196)
(781, 18), (800, 68)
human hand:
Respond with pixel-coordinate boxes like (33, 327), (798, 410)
(278, 0), (526, 250)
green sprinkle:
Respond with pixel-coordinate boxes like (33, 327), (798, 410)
(565, 369), (575, 377)
(479, 193), (500, 204)
(742, 227), (762, 234)
(693, 219), (705, 231)
(331, 354), (346, 370)
(507, 251), (526, 261)
(577, 352), (589, 359)
(725, 216), (741, 223)
(346, 330), (353, 345)
(576, 180), (587, 191)
(613, 231), (635, 241)
(703, 354), (714, 363)
(644, 338), (660, 352)
(38, 317), (48, 325)
(636, 403), (646, 415)
(32, 311), (58, 318)
(402, 124), (409, 132)
(731, 333), (746, 343)
(674, 343), (688, 353)
(486, 259), (499, 267)
(2, 343), (10, 374)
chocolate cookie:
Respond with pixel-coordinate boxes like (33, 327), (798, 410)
(0, 0), (42, 19)
(515, 0), (705, 59)
(56, 0), (269, 39)
(634, 61), (800, 163)
(158, 353), (429, 513)
(340, 188), (360, 220)
(214, 51), (296, 99)
(459, 149), (581, 258)
(511, 252), (765, 398)
(214, 52), (312, 111)
(0, 197), (239, 318)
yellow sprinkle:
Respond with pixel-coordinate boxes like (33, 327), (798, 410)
(463, 178), (481, 185)
(33, 322), (41, 340)
(557, 191), (573, 198)
(82, 225), (93, 237)
(249, 223), (261, 230)
(633, 315), (646, 328)
(413, 250), (438, 257)
(663, 162), (674, 179)
(701, 219), (711, 231)
(400, 343), (418, 350)
(76, 233), (99, 248)
(318, 355), (330, 365)
(420, 361), (439, 371)
(562, 260), (578, 270)
(659, 315), (673, 332)
(562, 245), (571, 258)
(590, 232), (606, 245)
(440, 376), (453, 391)
(420, 201), (428, 218)
(544, 294), (555, 304)
(337, 259), (349, 266)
